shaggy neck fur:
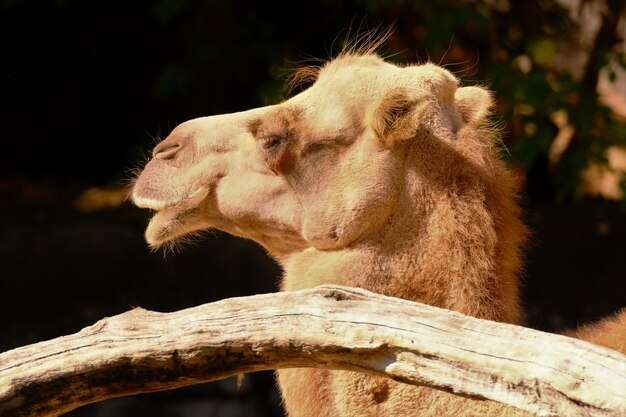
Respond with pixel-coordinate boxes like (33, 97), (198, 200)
(278, 119), (531, 417)
(282, 121), (526, 325)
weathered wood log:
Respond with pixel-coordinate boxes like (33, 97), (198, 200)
(1, 285), (625, 417)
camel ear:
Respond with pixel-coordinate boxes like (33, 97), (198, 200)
(454, 86), (494, 127)
(371, 88), (429, 147)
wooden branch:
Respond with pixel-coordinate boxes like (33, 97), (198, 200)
(1, 286), (625, 417)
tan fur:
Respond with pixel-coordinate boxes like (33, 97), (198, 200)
(565, 309), (626, 353)
(132, 50), (625, 416)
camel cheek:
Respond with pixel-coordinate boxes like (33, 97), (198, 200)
(300, 146), (400, 249)
(301, 182), (396, 250)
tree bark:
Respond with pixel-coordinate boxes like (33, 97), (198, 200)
(1, 285), (624, 417)
(581, 0), (626, 92)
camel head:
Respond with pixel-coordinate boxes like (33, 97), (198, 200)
(132, 53), (494, 257)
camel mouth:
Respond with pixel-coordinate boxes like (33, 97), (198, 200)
(132, 156), (215, 247)
(141, 187), (211, 247)
(132, 194), (181, 211)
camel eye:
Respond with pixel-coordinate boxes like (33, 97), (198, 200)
(262, 136), (284, 153)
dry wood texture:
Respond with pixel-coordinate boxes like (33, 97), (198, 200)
(1, 285), (625, 417)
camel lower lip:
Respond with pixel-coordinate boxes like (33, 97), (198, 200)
(140, 187), (212, 247)
(145, 209), (177, 246)
(144, 203), (210, 247)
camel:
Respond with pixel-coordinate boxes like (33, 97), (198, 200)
(132, 41), (626, 416)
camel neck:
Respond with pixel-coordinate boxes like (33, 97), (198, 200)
(280, 171), (525, 324)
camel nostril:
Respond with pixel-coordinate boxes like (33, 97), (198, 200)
(153, 142), (182, 160)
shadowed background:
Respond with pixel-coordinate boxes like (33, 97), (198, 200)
(1, 1), (625, 416)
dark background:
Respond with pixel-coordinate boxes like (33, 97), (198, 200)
(1, 1), (625, 416)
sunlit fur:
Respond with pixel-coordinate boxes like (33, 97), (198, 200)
(285, 24), (395, 95)
(132, 35), (625, 416)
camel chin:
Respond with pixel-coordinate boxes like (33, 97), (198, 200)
(144, 206), (185, 247)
